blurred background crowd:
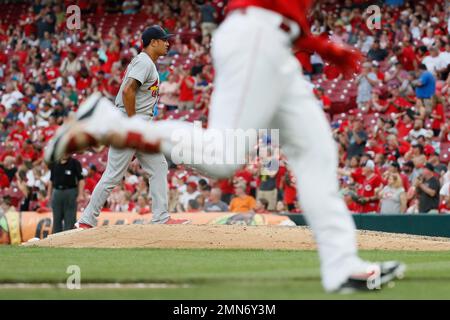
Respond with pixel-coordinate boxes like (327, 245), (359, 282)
(0, 0), (450, 215)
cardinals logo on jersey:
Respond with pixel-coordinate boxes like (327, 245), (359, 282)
(148, 79), (159, 98)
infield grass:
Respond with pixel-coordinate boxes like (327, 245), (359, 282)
(0, 247), (449, 299)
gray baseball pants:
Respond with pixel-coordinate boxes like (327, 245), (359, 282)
(79, 114), (169, 226)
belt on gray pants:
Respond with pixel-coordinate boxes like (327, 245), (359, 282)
(117, 105), (153, 118)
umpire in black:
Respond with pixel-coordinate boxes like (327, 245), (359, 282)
(48, 154), (85, 233)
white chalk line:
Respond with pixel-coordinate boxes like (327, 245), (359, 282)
(0, 283), (190, 289)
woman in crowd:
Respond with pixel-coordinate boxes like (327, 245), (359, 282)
(377, 173), (407, 214)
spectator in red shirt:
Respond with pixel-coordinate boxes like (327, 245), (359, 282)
(19, 7), (37, 36)
(0, 141), (15, 162)
(365, 136), (386, 158)
(0, 46), (7, 68)
(395, 112), (415, 140)
(20, 139), (38, 162)
(385, 134), (410, 160)
(105, 71), (122, 98)
(45, 60), (61, 85)
(0, 166), (10, 188)
(84, 164), (102, 194)
(394, 42), (418, 72)
(42, 116), (60, 141)
(343, 190), (360, 213)
(355, 160), (382, 213)
(89, 56), (102, 75)
(103, 43), (120, 73)
(415, 133), (435, 155)
(94, 70), (110, 93)
(338, 155), (366, 185)
(15, 42), (29, 66)
(178, 68), (196, 110)
(8, 122), (29, 146)
(438, 193), (450, 213)
(76, 72), (92, 92)
(216, 177), (234, 204)
(314, 87), (332, 112)
(282, 173), (298, 211)
(322, 63), (343, 81)
(383, 84), (413, 115)
(234, 166), (254, 194)
(350, 8), (371, 34)
(36, 190), (51, 213)
(275, 158), (287, 190)
(430, 101), (445, 136)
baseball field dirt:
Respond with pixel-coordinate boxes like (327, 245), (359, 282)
(24, 224), (450, 251)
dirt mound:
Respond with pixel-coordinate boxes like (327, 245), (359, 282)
(23, 224), (450, 251)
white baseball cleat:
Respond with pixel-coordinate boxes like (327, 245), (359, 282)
(44, 92), (106, 164)
(334, 261), (406, 294)
(44, 93), (162, 165)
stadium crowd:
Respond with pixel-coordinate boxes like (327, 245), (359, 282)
(0, 0), (450, 216)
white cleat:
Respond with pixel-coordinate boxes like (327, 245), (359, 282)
(334, 261), (406, 294)
(44, 93), (115, 165)
(44, 92), (161, 165)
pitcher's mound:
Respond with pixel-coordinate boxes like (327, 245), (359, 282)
(24, 224), (450, 251)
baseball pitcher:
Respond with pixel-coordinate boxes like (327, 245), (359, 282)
(75, 26), (186, 228)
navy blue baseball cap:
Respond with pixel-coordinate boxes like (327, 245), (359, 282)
(142, 25), (174, 47)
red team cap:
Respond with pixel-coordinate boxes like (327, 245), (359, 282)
(424, 145), (435, 157)
(187, 182), (198, 189)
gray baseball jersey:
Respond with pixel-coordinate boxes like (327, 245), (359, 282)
(115, 52), (159, 116)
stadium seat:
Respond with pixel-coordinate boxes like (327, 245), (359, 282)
(439, 143), (450, 163)
(363, 113), (379, 128)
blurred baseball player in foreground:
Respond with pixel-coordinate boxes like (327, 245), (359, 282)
(74, 25), (187, 228)
(45, 1), (405, 293)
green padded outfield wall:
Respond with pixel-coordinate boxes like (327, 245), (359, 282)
(285, 214), (450, 238)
